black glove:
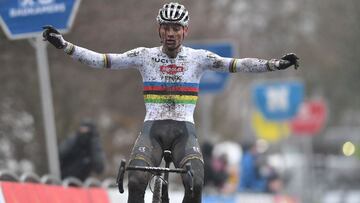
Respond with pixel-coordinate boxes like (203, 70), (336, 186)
(279, 53), (300, 70)
(42, 25), (66, 49)
(267, 53), (300, 71)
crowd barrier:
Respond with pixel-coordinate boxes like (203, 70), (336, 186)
(0, 170), (110, 203)
(0, 181), (109, 203)
(0, 170), (298, 203)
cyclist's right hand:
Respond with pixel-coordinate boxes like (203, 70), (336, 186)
(42, 25), (66, 49)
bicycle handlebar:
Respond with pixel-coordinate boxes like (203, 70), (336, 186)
(185, 163), (194, 193)
(116, 160), (194, 194)
(126, 165), (188, 174)
(116, 160), (126, 193)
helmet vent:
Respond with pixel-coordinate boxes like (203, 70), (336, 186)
(156, 2), (189, 26)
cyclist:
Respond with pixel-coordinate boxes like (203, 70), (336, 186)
(43, 2), (299, 203)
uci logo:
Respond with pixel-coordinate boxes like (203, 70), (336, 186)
(19, 0), (54, 7)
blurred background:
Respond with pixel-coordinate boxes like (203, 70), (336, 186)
(1, 0), (360, 202)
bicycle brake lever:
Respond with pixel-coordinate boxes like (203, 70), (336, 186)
(116, 160), (126, 193)
(185, 163), (194, 195)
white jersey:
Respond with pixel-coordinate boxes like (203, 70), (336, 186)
(66, 45), (270, 123)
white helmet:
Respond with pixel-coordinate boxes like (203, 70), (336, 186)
(156, 2), (189, 27)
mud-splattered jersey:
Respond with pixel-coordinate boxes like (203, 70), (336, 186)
(66, 45), (270, 123)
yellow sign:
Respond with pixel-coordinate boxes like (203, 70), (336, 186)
(252, 111), (290, 142)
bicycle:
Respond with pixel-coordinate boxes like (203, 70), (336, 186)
(116, 150), (194, 203)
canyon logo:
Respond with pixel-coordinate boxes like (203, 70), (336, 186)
(160, 64), (184, 75)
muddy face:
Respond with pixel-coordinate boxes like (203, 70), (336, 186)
(159, 24), (188, 58)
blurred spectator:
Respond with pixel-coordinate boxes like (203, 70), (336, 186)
(262, 165), (284, 193)
(202, 142), (215, 186)
(59, 120), (105, 181)
(211, 153), (229, 188)
(202, 142), (229, 191)
(211, 141), (242, 194)
(221, 164), (239, 194)
(238, 142), (267, 192)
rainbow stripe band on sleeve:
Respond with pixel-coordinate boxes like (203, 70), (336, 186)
(64, 42), (75, 55)
(103, 54), (111, 68)
(143, 82), (199, 104)
(229, 58), (238, 73)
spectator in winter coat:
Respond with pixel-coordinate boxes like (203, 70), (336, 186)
(59, 120), (105, 181)
(238, 142), (267, 192)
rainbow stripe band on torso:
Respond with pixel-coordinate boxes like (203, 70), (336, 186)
(143, 82), (199, 105)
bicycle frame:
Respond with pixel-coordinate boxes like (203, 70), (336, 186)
(116, 150), (193, 203)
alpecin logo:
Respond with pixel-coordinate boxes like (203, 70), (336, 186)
(160, 64), (184, 75)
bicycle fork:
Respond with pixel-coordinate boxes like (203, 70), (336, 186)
(161, 150), (172, 203)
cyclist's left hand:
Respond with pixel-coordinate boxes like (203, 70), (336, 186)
(280, 53), (300, 70)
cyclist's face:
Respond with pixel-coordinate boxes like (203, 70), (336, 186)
(159, 24), (188, 51)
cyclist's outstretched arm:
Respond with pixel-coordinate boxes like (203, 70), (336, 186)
(201, 50), (299, 73)
(42, 25), (143, 69)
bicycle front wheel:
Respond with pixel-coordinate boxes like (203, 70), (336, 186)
(152, 175), (162, 203)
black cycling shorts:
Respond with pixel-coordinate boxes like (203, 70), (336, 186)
(129, 119), (203, 168)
